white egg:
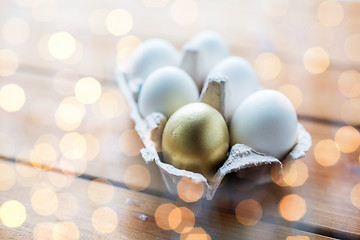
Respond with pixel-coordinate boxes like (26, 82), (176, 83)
(138, 66), (199, 118)
(230, 90), (298, 159)
(208, 56), (259, 121)
(183, 31), (230, 87)
(129, 39), (179, 81)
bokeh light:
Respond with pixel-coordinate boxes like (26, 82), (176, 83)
(36, 134), (60, 148)
(273, 160), (308, 187)
(317, 0), (344, 27)
(74, 77), (102, 104)
(283, 160), (308, 187)
(303, 47), (329, 74)
(0, 84), (25, 112)
(344, 34), (360, 62)
(47, 171), (74, 189)
(338, 70), (360, 98)
(118, 129), (144, 156)
(31, 188), (59, 216)
(117, 35), (142, 51)
(88, 178), (114, 204)
(124, 164), (150, 191)
(167, 207), (182, 230)
(117, 46), (137, 72)
(180, 227), (211, 240)
(334, 126), (360, 153)
(60, 132), (87, 160)
(59, 156), (87, 177)
(1, 1), (359, 238)
(48, 32), (76, 60)
(55, 97), (85, 131)
(117, 35), (142, 70)
(314, 139), (341, 166)
(177, 177), (204, 203)
(15, 155), (40, 178)
(255, 52), (282, 81)
(350, 183), (360, 209)
(56, 98), (84, 123)
(92, 207), (118, 233)
(94, 91), (126, 118)
(106, 9), (133, 36)
(30, 142), (58, 170)
(235, 199), (263, 226)
(2, 17), (30, 44)
(53, 222), (79, 240)
(33, 222), (55, 239)
(261, 0), (288, 17)
(0, 200), (26, 228)
(55, 193), (79, 220)
(278, 84), (303, 109)
(170, 207), (195, 233)
(171, 0), (198, 26)
(0, 163), (16, 191)
(279, 194), (307, 221)
(154, 203), (178, 230)
(89, 9), (110, 35)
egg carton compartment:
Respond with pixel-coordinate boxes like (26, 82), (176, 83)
(115, 49), (312, 200)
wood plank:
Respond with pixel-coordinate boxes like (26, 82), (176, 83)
(1, 0), (359, 239)
(207, 120), (360, 239)
(1, 71), (360, 237)
(0, 0), (360, 81)
(0, 71), (360, 238)
(0, 71), (167, 193)
(0, 160), (336, 240)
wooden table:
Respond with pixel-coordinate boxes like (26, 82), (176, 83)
(1, 0), (360, 239)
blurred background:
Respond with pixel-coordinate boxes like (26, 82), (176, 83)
(1, 0), (360, 122)
(0, 0), (360, 239)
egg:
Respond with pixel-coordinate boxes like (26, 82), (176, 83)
(230, 90), (298, 160)
(129, 39), (179, 80)
(138, 66), (199, 118)
(162, 102), (229, 179)
(183, 31), (230, 87)
(208, 56), (259, 121)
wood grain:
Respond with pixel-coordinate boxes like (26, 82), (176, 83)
(1, 0), (360, 239)
(0, 160), (337, 240)
(1, 70), (360, 238)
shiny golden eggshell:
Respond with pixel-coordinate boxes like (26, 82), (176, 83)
(162, 102), (229, 179)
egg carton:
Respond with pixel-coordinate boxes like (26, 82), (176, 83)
(115, 49), (312, 200)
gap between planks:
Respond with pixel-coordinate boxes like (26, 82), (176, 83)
(0, 156), (357, 240)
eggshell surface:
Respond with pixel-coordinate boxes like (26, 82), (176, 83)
(208, 56), (259, 121)
(162, 102), (229, 179)
(183, 31), (230, 86)
(138, 66), (199, 118)
(130, 39), (179, 80)
(230, 90), (298, 159)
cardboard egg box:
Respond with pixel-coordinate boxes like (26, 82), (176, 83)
(115, 49), (311, 200)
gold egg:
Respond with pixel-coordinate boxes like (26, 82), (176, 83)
(162, 102), (229, 179)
